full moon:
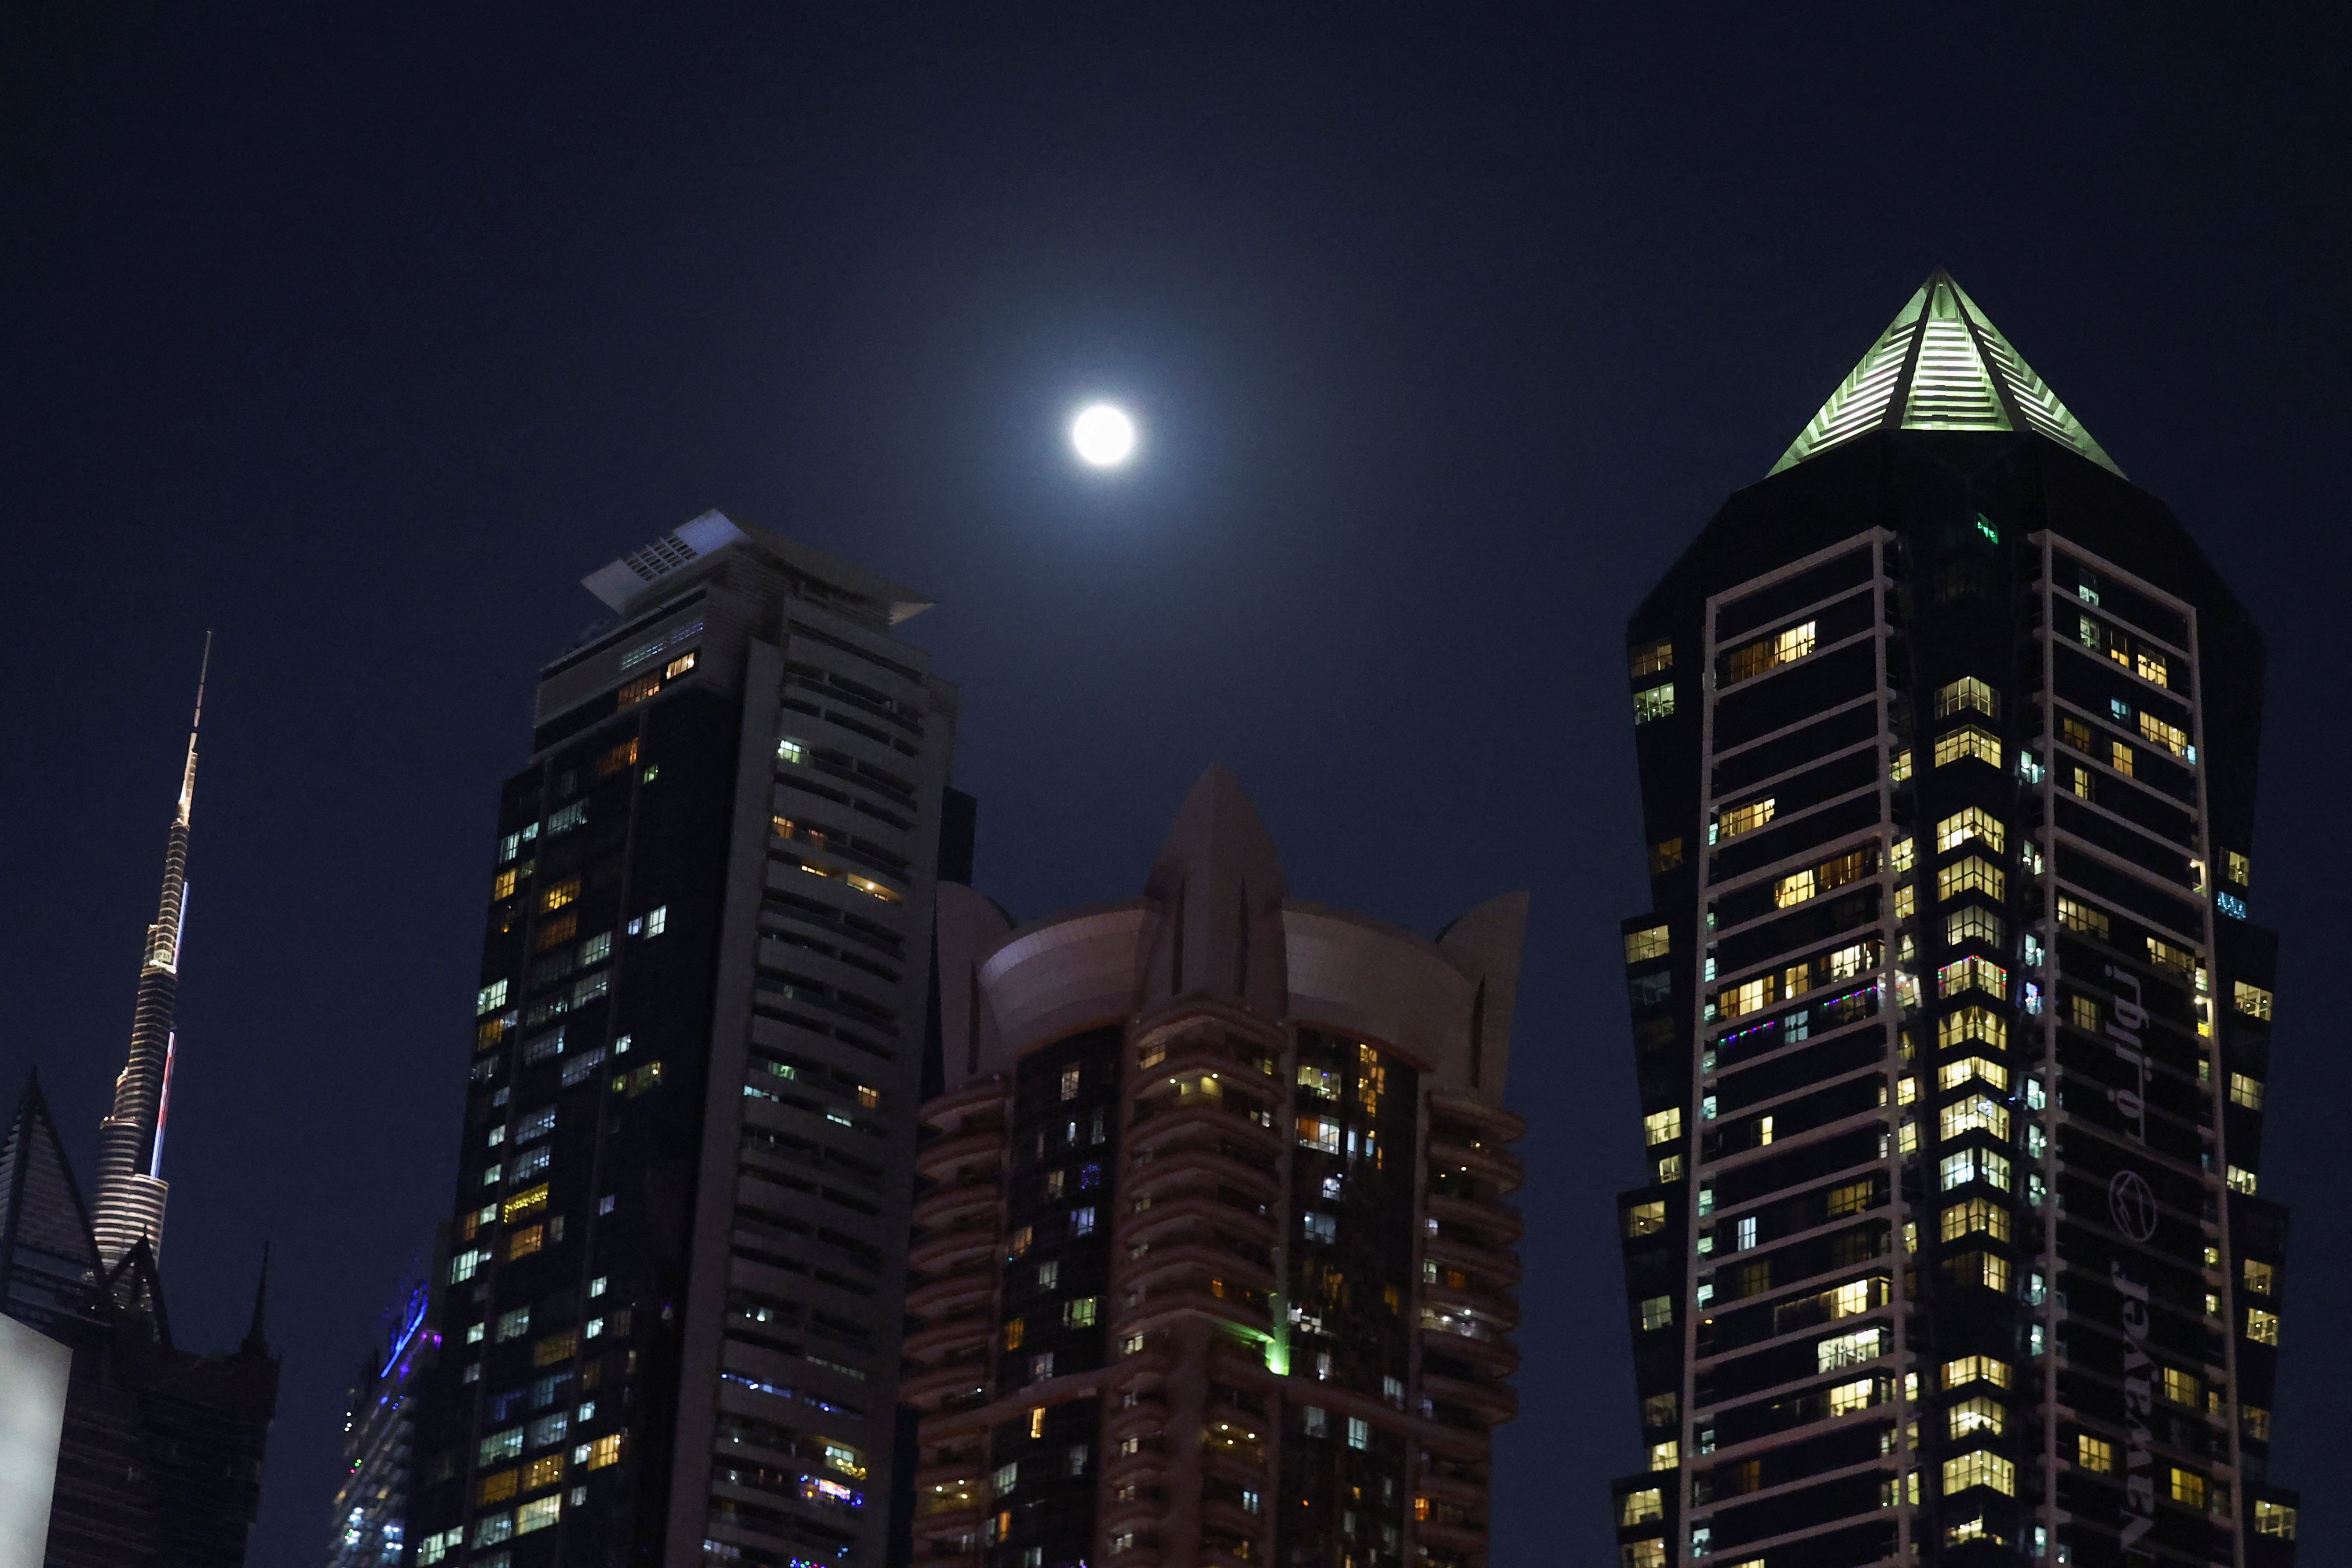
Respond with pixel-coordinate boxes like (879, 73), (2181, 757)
(1070, 402), (1138, 468)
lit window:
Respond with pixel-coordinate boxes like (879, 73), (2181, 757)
(1624, 1201), (1667, 1238)
(2168, 1468), (2205, 1509)
(1945, 906), (2004, 948)
(2224, 849), (2251, 887)
(2161, 1367), (2201, 1407)
(1936, 856), (2004, 903)
(1948, 1396), (2004, 1438)
(1717, 798), (1775, 839)
(2109, 739), (2134, 776)
(1059, 1066), (1082, 1102)
(1933, 726), (2001, 769)
(1072, 1207), (1095, 1236)
(1632, 683), (1675, 723)
(2056, 896), (2107, 936)
(1936, 955), (2006, 998)
(1637, 1296), (1673, 1331)
(777, 737), (805, 764)
(1893, 884), (1915, 921)
(541, 879), (581, 913)
(2135, 651), (2169, 687)
(505, 1224), (545, 1261)
(1934, 677), (1998, 719)
(1940, 1198), (2010, 1244)
(1650, 838), (1684, 874)
(481, 1425), (524, 1462)
(1720, 976), (1774, 1018)
(2138, 711), (2190, 757)
(1938, 1056), (2008, 1093)
(1629, 639), (1672, 678)
(1939, 1148), (2011, 1192)
(2229, 1073), (2264, 1110)
(1346, 1417), (1369, 1451)
(2228, 1166), (2258, 1195)
(478, 1469), (519, 1505)
(495, 1307), (532, 1342)
(1064, 1297), (1098, 1328)
(664, 650), (699, 680)
(2243, 1258), (2275, 1295)
(2077, 1433), (2114, 1472)
(1825, 1181), (1871, 1217)
(1942, 1250), (2010, 1293)
(2254, 1500), (2297, 1538)
(1619, 1488), (1664, 1527)
(1642, 1108), (1682, 1146)
(502, 1184), (549, 1224)
(597, 738), (639, 776)
(1890, 747), (1913, 782)
(524, 1453), (565, 1491)
(2246, 1308), (2280, 1345)
(1002, 1318), (1024, 1351)
(1943, 1354), (2011, 1390)
(1936, 1007), (2006, 1051)
(1934, 807), (2006, 855)
(1815, 1327), (1883, 1372)
(1827, 1378), (1875, 1415)
(1646, 1440), (1678, 1472)
(1622, 1540), (1668, 1568)
(1297, 1117), (1342, 1154)
(547, 802), (587, 835)
(1624, 925), (1670, 963)
(2233, 981), (2272, 1020)
(494, 868), (520, 899)
(477, 980), (511, 1016)
(1827, 942), (1873, 979)
(516, 1495), (561, 1533)
(1942, 1450), (2015, 1497)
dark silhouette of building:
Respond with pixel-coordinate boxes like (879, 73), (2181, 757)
(905, 766), (1527, 1568)
(0, 1075), (277, 1567)
(1608, 272), (2300, 1568)
(402, 512), (965, 1567)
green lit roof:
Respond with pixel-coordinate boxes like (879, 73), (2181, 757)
(1770, 270), (2122, 479)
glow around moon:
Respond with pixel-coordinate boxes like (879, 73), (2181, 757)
(1070, 403), (1138, 468)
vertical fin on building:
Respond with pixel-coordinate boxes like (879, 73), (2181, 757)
(1435, 892), (1530, 1102)
(1136, 765), (1289, 1018)
(0, 1071), (106, 1330)
(242, 1242), (271, 1355)
(1770, 270), (2123, 478)
(105, 1236), (172, 1348)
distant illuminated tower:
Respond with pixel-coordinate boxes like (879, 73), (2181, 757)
(91, 638), (210, 1268)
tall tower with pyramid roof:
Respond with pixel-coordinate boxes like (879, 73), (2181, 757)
(1606, 273), (2300, 1567)
(91, 637), (208, 1267)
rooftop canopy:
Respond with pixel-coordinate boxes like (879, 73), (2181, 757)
(1770, 269), (2121, 479)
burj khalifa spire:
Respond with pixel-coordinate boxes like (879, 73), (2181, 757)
(91, 636), (209, 1268)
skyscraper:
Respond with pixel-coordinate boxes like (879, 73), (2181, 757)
(91, 638), (209, 1268)
(1608, 273), (2300, 1568)
(905, 766), (1527, 1568)
(403, 512), (966, 1568)
(0, 659), (277, 1567)
(327, 1272), (430, 1567)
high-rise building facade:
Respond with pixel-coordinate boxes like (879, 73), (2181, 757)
(1608, 274), (2300, 1568)
(327, 1272), (430, 1567)
(404, 513), (965, 1568)
(905, 767), (1527, 1568)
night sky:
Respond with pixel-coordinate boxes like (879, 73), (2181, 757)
(6, 7), (2348, 1563)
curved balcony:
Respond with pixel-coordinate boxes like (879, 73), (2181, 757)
(1427, 1088), (1525, 1138)
(1421, 1280), (1520, 1332)
(1122, 1246), (1278, 1306)
(908, 1225), (998, 1276)
(1145, 1038), (1282, 1097)
(901, 1360), (991, 1408)
(1426, 1137), (1522, 1194)
(1415, 1466), (1485, 1510)
(1126, 1147), (1280, 1207)
(919, 1077), (1006, 1132)
(1426, 1192), (1524, 1246)
(1127, 1102), (1282, 1162)
(903, 1316), (991, 1363)
(1424, 1235), (1521, 1291)
(1125, 1202), (1276, 1263)
(906, 1267), (994, 1321)
(916, 1126), (1006, 1183)
(1417, 1518), (1487, 1559)
(912, 1177), (999, 1232)
(1419, 1324), (1518, 1378)
(1422, 1369), (1517, 1424)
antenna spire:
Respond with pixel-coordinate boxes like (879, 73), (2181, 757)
(177, 632), (211, 828)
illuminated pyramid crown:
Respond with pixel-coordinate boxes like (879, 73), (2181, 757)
(1770, 270), (2121, 478)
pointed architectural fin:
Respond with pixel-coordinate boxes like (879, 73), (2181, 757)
(105, 1235), (172, 1347)
(0, 1072), (105, 1332)
(242, 1242), (271, 1355)
(1136, 765), (1289, 1019)
(1771, 270), (2123, 478)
